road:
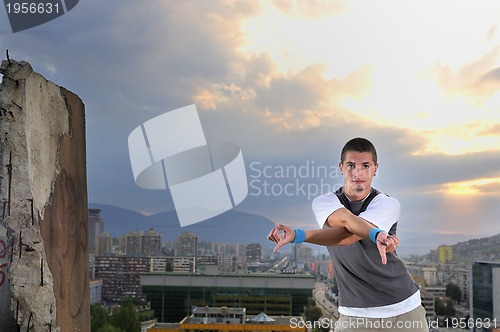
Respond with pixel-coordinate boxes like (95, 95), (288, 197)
(313, 282), (339, 321)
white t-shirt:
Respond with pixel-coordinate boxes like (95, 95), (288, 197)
(312, 191), (421, 318)
(312, 192), (401, 231)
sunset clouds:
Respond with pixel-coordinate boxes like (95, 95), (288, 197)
(1, 0), (499, 250)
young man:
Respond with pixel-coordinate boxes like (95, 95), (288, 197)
(268, 137), (428, 332)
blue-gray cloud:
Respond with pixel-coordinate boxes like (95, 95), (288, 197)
(1, 0), (499, 247)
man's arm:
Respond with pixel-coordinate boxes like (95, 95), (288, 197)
(325, 207), (376, 239)
(317, 194), (401, 242)
(317, 227), (362, 246)
(290, 208), (379, 246)
(267, 223), (399, 264)
(268, 193), (400, 263)
(311, 194), (367, 245)
(300, 226), (357, 246)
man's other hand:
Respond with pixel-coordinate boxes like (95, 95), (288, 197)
(267, 224), (296, 252)
(375, 232), (399, 265)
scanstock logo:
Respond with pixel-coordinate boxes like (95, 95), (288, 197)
(128, 105), (249, 227)
(3, 0), (79, 33)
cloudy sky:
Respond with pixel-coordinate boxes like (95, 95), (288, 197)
(1, 0), (500, 250)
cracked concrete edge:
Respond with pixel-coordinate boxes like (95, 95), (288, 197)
(0, 59), (82, 332)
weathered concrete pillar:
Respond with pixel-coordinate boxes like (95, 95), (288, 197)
(0, 59), (89, 331)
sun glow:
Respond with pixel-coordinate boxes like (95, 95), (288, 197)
(238, 0), (500, 155)
(444, 178), (500, 195)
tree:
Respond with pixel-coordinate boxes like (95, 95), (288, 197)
(91, 304), (110, 332)
(137, 309), (155, 322)
(96, 324), (122, 332)
(446, 282), (462, 303)
(303, 296), (323, 331)
(435, 297), (455, 316)
(110, 298), (140, 332)
(435, 297), (446, 316)
(304, 305), (323, 325)
(445, 298), (455, 316)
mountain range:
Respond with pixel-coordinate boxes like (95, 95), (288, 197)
(448, 233), (500, 261)
(395, 232), (474, 257)
(89, 203), (491, 256)
(89, 203), (277, 248)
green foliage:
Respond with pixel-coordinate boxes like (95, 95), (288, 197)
(96, 324), (122, 332)
(445, 298), (455, 316)
(451, 234), (500, 261)
(435, 297), (445, 316)
(91, 298), (141, 332)
(304, 305), (322, 325)
(303, 296), (323, 332)
(137, 309), (155, 322)
(446, 282), (462, 303)
(435, 297), (455, 316)
(110, 298), (141, 332)
(91, 304), (110, 332)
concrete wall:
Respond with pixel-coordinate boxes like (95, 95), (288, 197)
(0, 59), (89, 331)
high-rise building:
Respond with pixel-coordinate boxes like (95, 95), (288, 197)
(176, 232), (198, 257)
(125, 231), (143, 256)
(227, 243), (238, 257)
(96, 232), (113, 255)
(298, 245), (313, 262)
(88, 209), (105, 255)
(237, 243), (247, 259)
(197, 240), (211, 255)
(470, 260), (500, 329)
(95, 255), (149, 304)
(124, 229), (162, 257)
(437, 245), (453, 263)
(142, 228), (163, 256)
(246, 243), (261, 263)
(455, 267), (471, 304)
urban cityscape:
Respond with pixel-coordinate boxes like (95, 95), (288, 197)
(88, 207), (500, 332)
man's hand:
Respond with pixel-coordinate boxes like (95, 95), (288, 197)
(267, 224), (296, 252)
(375, 232), (399, 265)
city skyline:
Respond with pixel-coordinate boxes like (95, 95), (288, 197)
(1, 1), (500, 249)
(90, 206), (500, 262)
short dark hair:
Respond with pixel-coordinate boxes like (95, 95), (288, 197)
(340, 137), (378, 164)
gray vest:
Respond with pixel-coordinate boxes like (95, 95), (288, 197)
(326, 187), (419, 308)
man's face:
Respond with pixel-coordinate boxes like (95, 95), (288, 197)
(339, 151), (378, 201)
